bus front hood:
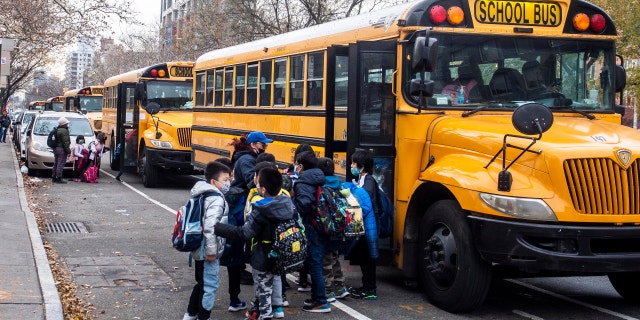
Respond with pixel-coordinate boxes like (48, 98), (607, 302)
(144, 110), (192, 129)
(429, 114), (640, 174)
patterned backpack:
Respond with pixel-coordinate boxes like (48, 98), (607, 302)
(268, 217), (307, 275)
(313, 186), (351, 238)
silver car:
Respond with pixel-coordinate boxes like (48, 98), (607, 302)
(14, 110), (39, 160)
(24, 111), (95, 176)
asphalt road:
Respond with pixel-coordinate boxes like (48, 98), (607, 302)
(25, 158), (640, 320)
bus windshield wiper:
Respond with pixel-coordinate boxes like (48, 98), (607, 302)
(548, 105), (595, 120)
(461, 102), (517, 117)
(461, 106), (487, 117)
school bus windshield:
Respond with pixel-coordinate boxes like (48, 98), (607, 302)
(146, 81), (193, 110)
(79, 96), (102, 112)
(404, 35), (615, 111)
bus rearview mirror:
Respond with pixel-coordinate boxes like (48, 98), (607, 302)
(615, 65), (626, 92)
(412, 36), (438, 72)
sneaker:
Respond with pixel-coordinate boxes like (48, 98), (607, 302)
(350, 287), (377, 300)
(282, 294), (289, 307)
(302, 301), (331, 313)
(335, 287), (350, 299)
(182, 313), (197, 320)
(326, 292), (336, 303)
(297, 283), (311, 292)
(229, 300), (248, 312)
(115, 177), (122, 182)
(244, 309), (259, 320)
(273, 306), (284, 318)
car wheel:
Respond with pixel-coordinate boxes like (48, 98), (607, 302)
(608, 273), (640, 303)
(140, 150), (158, 188)
(418, 199), (492, 313)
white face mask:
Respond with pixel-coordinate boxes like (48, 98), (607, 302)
(220, 182), (231, 194)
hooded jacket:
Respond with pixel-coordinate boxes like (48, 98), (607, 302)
(215, 194), (295, 272)
(56, 125), (71, 155)
(230, 150), (257, 192)
(292, 167), (325, 225)
(189, 181), (228, 260)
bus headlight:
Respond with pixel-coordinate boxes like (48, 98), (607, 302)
(479, 193), (557, 221)
(150, 139), (173, 149)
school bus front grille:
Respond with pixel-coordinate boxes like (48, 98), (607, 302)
(177, 128), (192, 148)
(564, 158), (640, 215)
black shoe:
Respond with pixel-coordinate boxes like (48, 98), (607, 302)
(115, 177), (122, 182)
(54, 178), (67, 184)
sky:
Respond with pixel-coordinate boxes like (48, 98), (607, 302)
(112, 0), (162, 39)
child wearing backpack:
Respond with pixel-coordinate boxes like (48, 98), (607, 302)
(347, 149), (380, 301)
(215, 168), (296, 320)
(182, 161), (231, 320)
(72, 135), (87, 182)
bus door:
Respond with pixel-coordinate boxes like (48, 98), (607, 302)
(347, 41), (397, 259)
(346, 40), (397, 193)
(118, 83), (139, 168)
(325, 45), (349, 175)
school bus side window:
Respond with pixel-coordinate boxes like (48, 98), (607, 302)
(308, 51), (324, 107)
(274, 58), (287, 106)
(290, 55), (304, 106)
(206, 69), (214, 106)
(236, 64), (246, 107)
(195, 71), (205, 106)
(260, 60), (273, 107)
(247, 63), (258, 107)
(214, 69), (223, 106)
(224, 66), (234, 106)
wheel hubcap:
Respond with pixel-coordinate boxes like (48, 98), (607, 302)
(424, 225), (458, 288)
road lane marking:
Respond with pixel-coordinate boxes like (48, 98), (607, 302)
(508, 279), (639, 320)
(513, 309), (544, 320)
(100, 170), (175, 214)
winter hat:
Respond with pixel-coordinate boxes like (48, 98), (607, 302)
(58, 117), (69, 126)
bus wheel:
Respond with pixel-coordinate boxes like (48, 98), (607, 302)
(608, 273), (640, 302)
(140, 151), (158, 188)
(418, 199), (491, 313)
(109, 136), (120, 171)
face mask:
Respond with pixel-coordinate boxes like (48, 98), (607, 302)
(220, 182), (231, 194)
(78, 139), (85, 144)
(257, 148), (265, 155)
(350, 167), (362, 176)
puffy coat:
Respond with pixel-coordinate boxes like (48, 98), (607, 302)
(189, 181), (228, 260)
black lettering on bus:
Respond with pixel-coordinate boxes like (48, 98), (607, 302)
(488, 1), (496, 22)
(496, 2), (504, 22)
(550, 5), (558, 25)
(478, 2), (487, 20)
(505, 2), (513, 22)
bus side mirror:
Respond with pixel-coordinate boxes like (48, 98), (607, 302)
(615, 64), (626, 92)
(412, 36), (438, 72)
(135, 83), (148, 106)
(145, 102), (160, 115)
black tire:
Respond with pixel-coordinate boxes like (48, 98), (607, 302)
(140, 150), (158, 188)
(609, 273), (640, 303)
(109, 136), (120, 171)
(418, 199), (492, 313)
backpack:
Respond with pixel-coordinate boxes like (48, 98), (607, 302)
(313, 186), (357, 238)
(46, 128), (58, 148)
(83, 165), (99, 183)
(374, 181), (394, 239)
(172, 191), (221, 252)
(268, 217), (307, 275)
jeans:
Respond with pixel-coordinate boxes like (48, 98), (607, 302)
(306, 226), (328, 303)
(0, 126), (6, 142)
(187, 259), (220, 320)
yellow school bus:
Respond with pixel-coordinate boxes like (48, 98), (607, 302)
(44, 96), (64, 111)
(63, 86), (104, 134)
(28, 101), (46, 110)
(192, 0), (638, 312)
(102, 61), (195, 187)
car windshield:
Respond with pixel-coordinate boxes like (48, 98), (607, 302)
(33, 117), (94, 136)
(404, 34), (616, 111)
(79, 96), (102, 112)
(146, 81), (193, 110)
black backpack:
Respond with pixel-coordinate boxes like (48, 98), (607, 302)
(46, 127), (58, 148)
(268, 217), (307, 275)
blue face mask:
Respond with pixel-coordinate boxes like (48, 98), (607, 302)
(350, 167), (362, 176)
(220, 182), (231, 194)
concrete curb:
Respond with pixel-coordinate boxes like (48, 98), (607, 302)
(12, 151), (64, 320)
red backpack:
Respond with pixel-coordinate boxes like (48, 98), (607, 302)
(84, 165), (98, 183)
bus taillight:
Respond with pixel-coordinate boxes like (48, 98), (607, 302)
(429, 5), (447, 24)
(590, 14), (606, 33)
(447, 6), (464, 25)
(573, 12), (606, 33)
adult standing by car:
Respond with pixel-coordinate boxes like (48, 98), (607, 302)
(52, 117), (71, 184)
(0, 111), (10, 143)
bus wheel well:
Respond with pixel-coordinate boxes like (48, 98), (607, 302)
(402, 182), (455, 278)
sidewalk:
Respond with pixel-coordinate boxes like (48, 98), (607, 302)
(0, 140), (63, 319)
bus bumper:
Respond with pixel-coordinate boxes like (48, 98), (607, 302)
(468, 215), (640, 273)
(146, 148), (193, 170)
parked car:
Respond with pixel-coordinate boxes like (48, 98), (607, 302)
(13, 110), (38, 157)
(24, 111), (95, 176)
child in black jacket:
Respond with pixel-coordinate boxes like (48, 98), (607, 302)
(215, 168), (295, 319)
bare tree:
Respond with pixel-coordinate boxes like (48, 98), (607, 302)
(0, 0), (136, 108)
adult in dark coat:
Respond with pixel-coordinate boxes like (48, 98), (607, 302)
(52, 117), (71, 184)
